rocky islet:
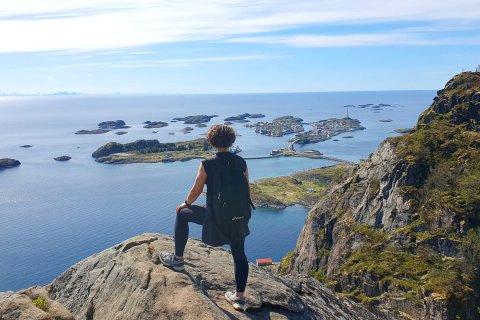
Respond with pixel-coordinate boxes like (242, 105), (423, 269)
(0, 158), (21, 170)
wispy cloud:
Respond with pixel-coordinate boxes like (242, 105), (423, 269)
(59, 54), (285, 68)
(1, 0), (479, 53)
(227, 33), (480, 47)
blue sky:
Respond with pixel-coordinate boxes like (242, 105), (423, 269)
(0, 0), (479, 93)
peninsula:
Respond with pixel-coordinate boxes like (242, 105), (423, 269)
(92, 138), (212, 164)
(250, 164), (354, 209)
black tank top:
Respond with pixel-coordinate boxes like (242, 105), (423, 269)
(200, 152), (249, 246)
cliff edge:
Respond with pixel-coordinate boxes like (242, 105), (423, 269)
(284, 72), (480, 319)
(0, 234), (389, 320)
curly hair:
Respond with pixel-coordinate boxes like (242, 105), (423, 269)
(206, 124), (236, 149)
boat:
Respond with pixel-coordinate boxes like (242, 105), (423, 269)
(270, 149), (283, 156)
(231, 146), (242, 154)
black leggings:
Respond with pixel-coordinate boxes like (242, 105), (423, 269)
(174, 205), (249, 292)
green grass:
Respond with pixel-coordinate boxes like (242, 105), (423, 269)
(250, 164), (354, 208)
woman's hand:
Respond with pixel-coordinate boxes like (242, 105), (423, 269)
(176, 202), (188, 214)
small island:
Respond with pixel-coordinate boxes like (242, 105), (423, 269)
(253, 116), (304, 137)
(75, 129), (110, 134)
(20, 145), (32, 148)
(182, 127), (194, 134)
(54, 156), (71, 161)
(172, 115), (217, 124)
(358, 103), (373, 108)
(195, 123), (207, 128)
(92, 138), (212, 164)
(224, 113), (265, 121)
(76, 120), (129, 134)
(98, 120), (130, 129)
(290, 117), (365, 145)
(394, 128), (413, 134)
(143, 121), (168, 128)
(115, 131), (128, 135)
(250, 164), (354, 209)
(0, 158), (21, 170)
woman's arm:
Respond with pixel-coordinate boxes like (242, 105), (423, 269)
(176, 163), (207, 213)
(244, 167), (249, 183)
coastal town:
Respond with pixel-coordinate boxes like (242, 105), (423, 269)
(291, 117), (365, 145)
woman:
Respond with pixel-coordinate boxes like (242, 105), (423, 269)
(160, 124), (252, 311)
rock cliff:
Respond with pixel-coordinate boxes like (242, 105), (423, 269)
(284, 72), (480, 319)
(0, 234), (389, 320)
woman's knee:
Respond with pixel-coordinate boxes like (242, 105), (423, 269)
(177, 207), (192, 220)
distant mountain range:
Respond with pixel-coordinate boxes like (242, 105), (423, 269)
(0, 91), (87, 96)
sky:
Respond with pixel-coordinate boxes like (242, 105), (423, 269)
(0, 0), (479, 94)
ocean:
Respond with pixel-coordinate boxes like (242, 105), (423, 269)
(0, 90), (435, 291)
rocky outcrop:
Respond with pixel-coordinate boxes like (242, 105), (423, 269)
(0, 158), (21, 170)
(285, 72), (480, 320)
(0, 287), (75, 320)
(0, 234), (389, 320)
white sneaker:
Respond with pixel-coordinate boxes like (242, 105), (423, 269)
(225, 291), (246, 311)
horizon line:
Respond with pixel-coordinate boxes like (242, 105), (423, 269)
(0, 88), (437, 97)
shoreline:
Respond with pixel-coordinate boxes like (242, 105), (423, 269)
(244, 153), (355, 164)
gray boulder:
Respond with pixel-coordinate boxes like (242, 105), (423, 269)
(1, 234), (388, 320)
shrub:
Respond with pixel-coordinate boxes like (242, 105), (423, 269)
(32, 297), (48, 312)
(279, 251), (295, 273)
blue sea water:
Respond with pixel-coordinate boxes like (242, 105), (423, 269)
(0, 91), (435, 291)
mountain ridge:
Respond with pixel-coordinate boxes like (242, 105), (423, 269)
(284, 72), (480, 319)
